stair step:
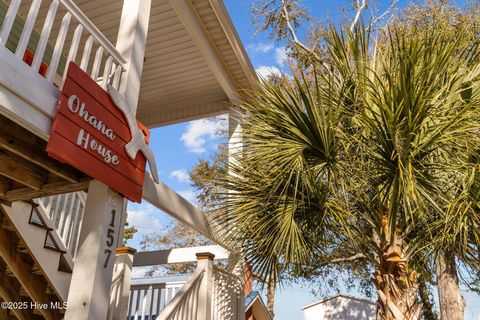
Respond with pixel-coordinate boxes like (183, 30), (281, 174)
(43, 232), (67, 254)
(33, 308), (43, 315)
(5, 266), (14, 277)
(58, 254), (72, 274)
(46, 285), (55, 295)
(1, 219), (15, 231)
(32, 264), (43, 275)
(3, 200), (72, 303)
(16, 240), (29, 254)
(19, 287), (28, 297)
(29, 208), (53, 231)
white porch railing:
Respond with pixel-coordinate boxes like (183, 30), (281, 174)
(126, 276), (192, 320)
(109, 249), (245, 320)
(35, 191), (86, 258)
(0, 0), (125, 88)
(212, 266), (244, 320)
(155, 268), (205, 320)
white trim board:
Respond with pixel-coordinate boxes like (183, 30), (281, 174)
(0, 46), (58, 141)
(133, 245), (229, 267)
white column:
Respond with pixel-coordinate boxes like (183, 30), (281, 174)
(64, 181), (126, 320)
(65, 1), (152, 317)
(107, 247), (136, 320)
(227, 109), (243, 269)
(115, 0), (152, 112)
(228, 108), (243, 162)
(228, 110), (246, 320)
(196, 252), (214, 320)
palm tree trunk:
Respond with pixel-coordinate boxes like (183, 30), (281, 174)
(418, 278), (438, 320)
(374, 218), (422, 320)
(436, 250), (464, 320)
(267, 275), (276, 318)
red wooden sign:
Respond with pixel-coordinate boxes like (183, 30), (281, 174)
(46, 62), (148, 202)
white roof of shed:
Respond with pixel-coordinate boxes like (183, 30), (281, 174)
(302, 295), (376, 310)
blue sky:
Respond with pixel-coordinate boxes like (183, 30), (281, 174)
(127, 1), (480, 319)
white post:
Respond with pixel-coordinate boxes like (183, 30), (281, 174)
(64, 181), (126, 320)
(227, 110), (243, 270)
(65, 1), (152, 317)
(115, 0), (152, 112)
(228, 109), (243, 166)
(228, 110), (246, 320)
(108, 247), (136, 320)
(196, 252), (214, 320)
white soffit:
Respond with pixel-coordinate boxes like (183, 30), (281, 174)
(16, 0), (255, 128)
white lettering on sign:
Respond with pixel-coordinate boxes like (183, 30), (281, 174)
(67, 94), (120, 166)
(68, 95), (116, 141)
(76, 129), (120, 165)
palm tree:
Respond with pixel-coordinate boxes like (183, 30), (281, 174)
(217, 26), (480, 320)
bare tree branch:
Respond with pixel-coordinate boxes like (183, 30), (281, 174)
(350, 0), (367, 32)
(280, 0), (328, 68)
(369, 0), (399, 31)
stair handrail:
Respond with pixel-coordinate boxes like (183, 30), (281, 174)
(155, 267), (205, 320)
(58, 0), (126, 66)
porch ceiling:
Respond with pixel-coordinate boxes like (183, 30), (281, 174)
(18, 0), (256, 128)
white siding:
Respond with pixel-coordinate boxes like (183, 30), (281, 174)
(303, 296), (376, 320)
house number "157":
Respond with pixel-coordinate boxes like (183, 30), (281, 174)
(104, 209), (116, 268)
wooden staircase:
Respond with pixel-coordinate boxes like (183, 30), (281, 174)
(0, 203), (71, 320)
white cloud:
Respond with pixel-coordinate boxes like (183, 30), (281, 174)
(275, 46), (289, 67)
(178, 190), (197, 204)
(181, 116), (226, 153)
(127, 208), (162, 235)
(248, 42), (274, 54)
(170, 168), (190, 183)
(131, 267), (149, 279)
(255, 65), (282, 79)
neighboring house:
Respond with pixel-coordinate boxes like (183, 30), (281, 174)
(245, 291), (273, 320)
(302, 295), (377, 320)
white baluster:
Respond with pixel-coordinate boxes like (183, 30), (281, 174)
(127, 287), (135, 319)
(140, 287), (148, 320)
(157, 288), (163, 315)
(53, 195), (62, 227)
(57, 193), (70, 238)
(0, 0), (21, 45)
(134, 288), (141, 320)
(149, 286), (155, 319)
(193, 281), (199, 319)
(182, 294), (187, 319)
(63, 24), (83, 82)
(101, 56), (114, 89)
(61, 192), (75, 244)
(32, 0), (59, 72)
(72, 202), (85, 258)
(91, 46), (104, 80)
(47, 12), (72, 82)
(15, 0), (42, 58)
(112, 64), (123, 89)
(80, 35), (94, 71)
(66, 195), (81, 250)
